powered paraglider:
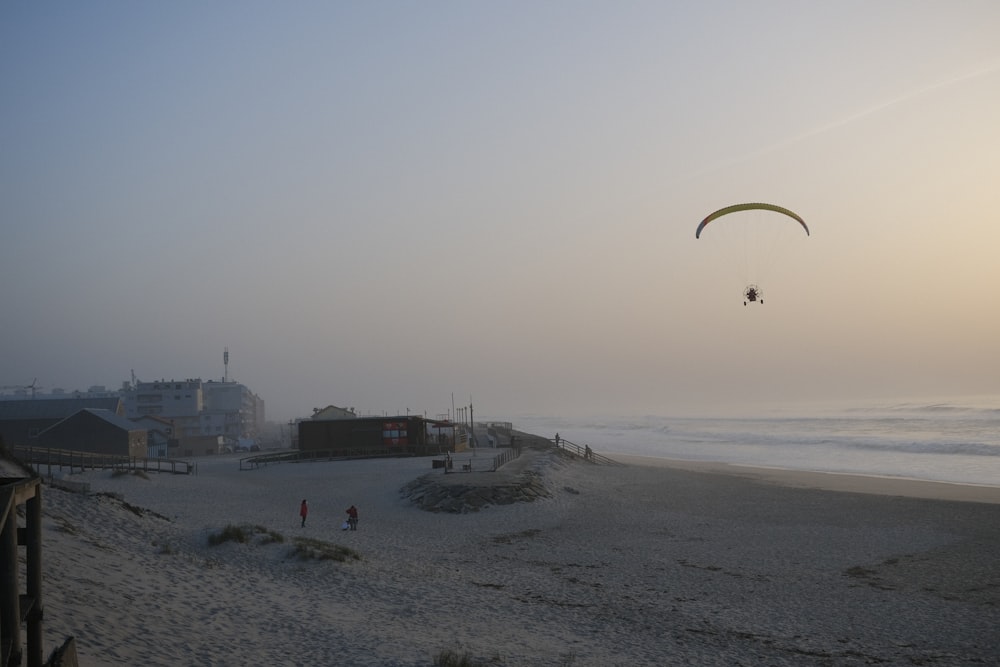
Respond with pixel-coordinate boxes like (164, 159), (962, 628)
(696, 203), (808, 306)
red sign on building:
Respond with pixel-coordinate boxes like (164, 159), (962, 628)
(382, 421), (408, 446)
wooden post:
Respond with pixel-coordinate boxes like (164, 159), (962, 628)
(1, 489), (22, 666)
(25, 484), (43, 667)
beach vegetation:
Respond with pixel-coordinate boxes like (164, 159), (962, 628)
(289, 536), (361, 562)
(845, 565), (876, 578)
(432, 648), (513, 666)
(54, 517), (77, 535)
(155, 540), (175, 555)
(111, 469), (149, 480)
(257, 526), (285, 545)
(208, 524), (252, 546)
(208, 523), (287, 547)
(491, 528), (541, 544)
(432, 649), (487, 666)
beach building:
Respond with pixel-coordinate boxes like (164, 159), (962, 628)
(298, 415), (452, 457)
(311, 404), (357, 420)
(36, 408), (147, 458)
(130, 414), (176, 458)
(175, 434), (227, 458)
(0, 397), (124, 448)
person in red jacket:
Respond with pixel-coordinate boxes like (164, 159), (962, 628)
(300, 499), (308, 527)
(346, 505), (358, 531)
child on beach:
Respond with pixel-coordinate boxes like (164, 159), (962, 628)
(346, 505), (358, 531)
(300, 499), (308, 527)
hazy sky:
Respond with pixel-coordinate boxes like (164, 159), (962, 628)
(3, 2), (999, 422)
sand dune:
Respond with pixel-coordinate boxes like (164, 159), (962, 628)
(35, 443), (1000, 666)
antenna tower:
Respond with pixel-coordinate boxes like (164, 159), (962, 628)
(224, 347), (229, 382)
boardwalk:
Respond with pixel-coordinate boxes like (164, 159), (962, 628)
(14, 446), (194, 476)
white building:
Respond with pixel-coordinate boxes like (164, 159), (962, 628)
(122, 378), (264, 444)
(201, 380), (265, 442)
(123, 379), (203, 439)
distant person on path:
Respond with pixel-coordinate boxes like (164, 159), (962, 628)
(300, 499), (308, 527)
(585, 445), (593, 461)
(346, 505), (359, 531)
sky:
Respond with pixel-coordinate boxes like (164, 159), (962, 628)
(2, 1), (1000, 423)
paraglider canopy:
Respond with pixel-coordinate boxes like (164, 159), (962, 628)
(696, 202), (809, 239)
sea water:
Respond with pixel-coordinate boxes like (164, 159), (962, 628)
(511, 396), (1000, 488)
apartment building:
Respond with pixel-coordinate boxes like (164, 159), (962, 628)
(122, 378), (264, 443)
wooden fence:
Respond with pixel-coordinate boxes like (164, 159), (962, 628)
(241, 443), (526, 473)
(489, 443), (522, 471)
(12, 446), (194, 476)
(552, 438), (623, 466)
(239, 445), (452, 470)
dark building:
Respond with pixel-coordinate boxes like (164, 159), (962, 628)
(298, 415), (446, 457)
(0, 398), (123, 448)
(37, 408), (147, 458)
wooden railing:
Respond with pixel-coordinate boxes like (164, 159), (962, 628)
(239, 445), (452, 470)
(12, 446), (194, 475)
(3, 473), (80, 667)
(490, 444), (522, 471)
(2, 476), (46, 667)
(552, 438), (623, 466)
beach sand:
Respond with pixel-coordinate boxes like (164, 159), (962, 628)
(33, 441), (1000, 666)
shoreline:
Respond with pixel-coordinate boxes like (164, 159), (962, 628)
(612, 452), (1000, 504)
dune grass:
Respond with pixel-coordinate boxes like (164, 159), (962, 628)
(433, 647), (576, 666)
(207, 523), (285, 546)
(206, 525), (358, 563)
(433, 649), (485, 666)
(208, 524), (253, 546)
(111, 469), (149, 480)
(289, 536), (361, 562)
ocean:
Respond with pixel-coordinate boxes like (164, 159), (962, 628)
(511, 396), (1000, 488)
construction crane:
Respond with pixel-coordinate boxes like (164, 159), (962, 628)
(0, 378), (43, 398)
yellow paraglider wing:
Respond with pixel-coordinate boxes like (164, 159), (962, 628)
(695, 203), (809, 239)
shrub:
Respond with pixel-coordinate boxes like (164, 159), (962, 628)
(208, 524), (252, 546)
(110, 469), (149, 480)
(433, 649), (478, 667)
(433, 649), (506, 666)
(289, 537), (361, 562)
(258, 529), (285, 545)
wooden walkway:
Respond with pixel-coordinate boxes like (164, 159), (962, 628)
(13, 446), (194, 476)
(239, 446), (450, 470)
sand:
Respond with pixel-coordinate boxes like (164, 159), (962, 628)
(33, 442), (1000, 666)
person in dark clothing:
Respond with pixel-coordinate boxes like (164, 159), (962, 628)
(300, 499), (308, 527)
(346, 505), (359, 531)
